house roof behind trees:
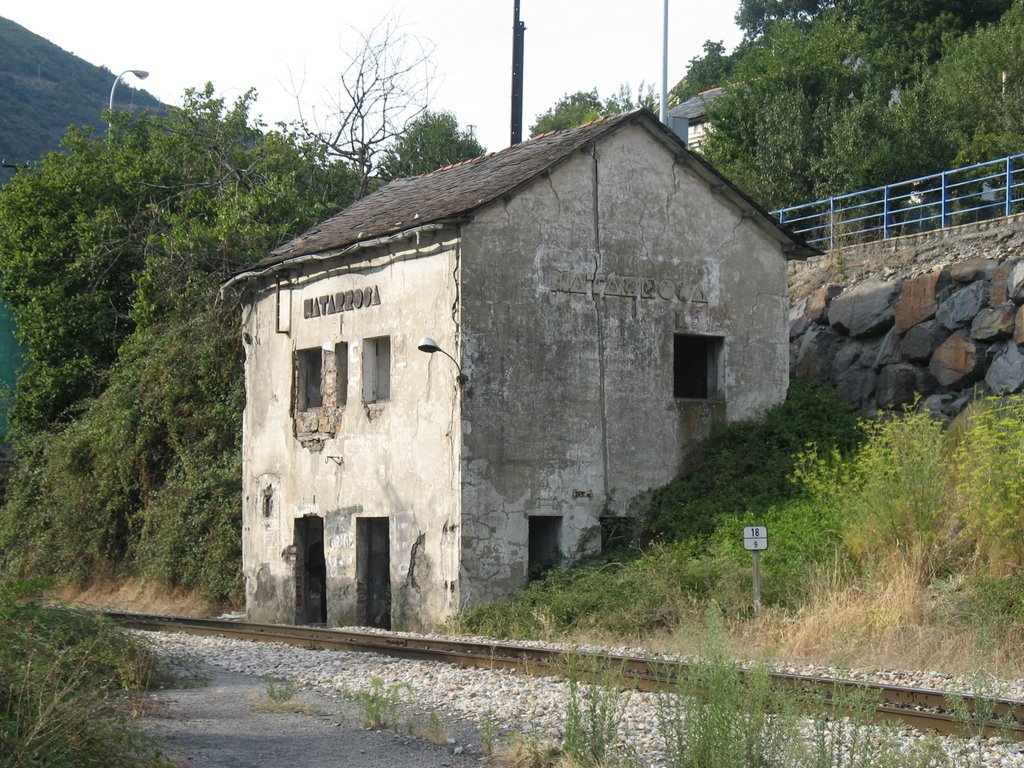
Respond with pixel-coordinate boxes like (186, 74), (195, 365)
(669, 87), (725, 122)
(234, 109), (813, 285)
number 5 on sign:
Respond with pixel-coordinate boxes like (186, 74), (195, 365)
(742, 526), (768, 619)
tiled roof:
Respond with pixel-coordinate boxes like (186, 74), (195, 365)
(262, 112), (641, 266)
(237, 108), (814, 279)
(669, 87), (724, 121)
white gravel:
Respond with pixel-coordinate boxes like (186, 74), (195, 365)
(140, 629), (1024, 767)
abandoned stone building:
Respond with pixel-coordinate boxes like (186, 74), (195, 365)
(225, 109), (814, 631)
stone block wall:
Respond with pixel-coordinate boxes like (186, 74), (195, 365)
(790, 256), (1024, 417)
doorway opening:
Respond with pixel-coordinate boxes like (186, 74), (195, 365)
(294, 516), (327, 625)
(528, 515), (562, 580)
(356, 517), (391, 629)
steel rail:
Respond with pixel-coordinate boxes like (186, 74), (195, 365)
(108, 611), (1024, 741)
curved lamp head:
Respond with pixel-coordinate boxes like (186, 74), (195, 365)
(109, 70), (151, 128)
(417, 337), (442, 354)
(417, 337), (467, 385)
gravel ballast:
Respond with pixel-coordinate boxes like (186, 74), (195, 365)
(138, 630), (1024, 767)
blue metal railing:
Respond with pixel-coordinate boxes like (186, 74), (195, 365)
(774, 154), (1024, 249)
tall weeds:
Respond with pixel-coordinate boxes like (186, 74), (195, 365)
(0, 579), (167, 767)
(951, 397), (1024, 571)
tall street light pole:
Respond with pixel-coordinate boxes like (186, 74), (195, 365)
(109, 69), (149, 128)
(660, 0), (669, 123)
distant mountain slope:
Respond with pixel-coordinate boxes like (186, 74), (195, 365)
(0, 16), (163, 182)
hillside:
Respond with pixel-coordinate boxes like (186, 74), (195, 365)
(0, 16), (163, 183)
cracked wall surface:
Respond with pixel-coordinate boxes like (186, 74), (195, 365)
(241, 123), (791, 628)
(457, 124), (790, 604)
(241, 232), (462, 631)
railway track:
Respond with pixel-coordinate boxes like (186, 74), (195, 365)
(108, 611), (1024, 741)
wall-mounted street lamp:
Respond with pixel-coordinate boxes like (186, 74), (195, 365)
(108, 69), (149, 128)
(417, 337), (467, 385)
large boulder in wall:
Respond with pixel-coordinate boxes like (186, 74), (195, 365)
(828, 279), (898, 338)
(928, 331), (987, 389)
(936, 281), (989, 331)
(985, 342), (1024, 394)
(894, 270), (949, 335)
(876, 363), (931, 409)
(900, 319), (950, 364)
(794, 324), (844, 381)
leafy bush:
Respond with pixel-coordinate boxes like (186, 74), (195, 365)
(460, 381), (860, 638)
(951, 397), (1024, 571)
(0, 579), (167, 767)
(839, 407), (951, 576)
(0, 309), (245, 604)
(643, 378), (860, 543)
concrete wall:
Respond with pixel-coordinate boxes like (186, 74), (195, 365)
(456, 123), (791, 604)
(241, 123), (795, 627)
(241, 232), (463, 630)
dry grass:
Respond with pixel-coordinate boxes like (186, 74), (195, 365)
(569, 554), (1024, 680)
(410, 712), (450, 746)
(490, 730), (563, 767)
(48, 576), (225, 617)
(755, 566), (1017, 677)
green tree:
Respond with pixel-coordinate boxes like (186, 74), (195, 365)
(735, 0), (836, 39)
(670, 41), (739, 104)
(0, 85), (355, 433)
(529, 84), (657, 137)
(693, 0), (1016, 208)
(0, 85), (357, 601)
(701, 14), (869, 207)
(530, 89), (604, 136)
(376, 110), (485, 181)
(919, 3), (1024, 164)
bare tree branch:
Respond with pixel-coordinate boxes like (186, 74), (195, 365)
(293, 14), (436, 198)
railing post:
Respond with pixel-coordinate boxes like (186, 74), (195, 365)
(883, 184), (891, 240)
(1007, 156), (1015, 218)
(941, 172), (950, 229)
(829, 197), (836, 249)
(779, 207), (786, 226)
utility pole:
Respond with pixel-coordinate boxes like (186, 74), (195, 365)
(510, 0), (526, 146)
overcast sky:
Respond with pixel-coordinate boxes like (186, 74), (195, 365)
(0, 1), (742, 153)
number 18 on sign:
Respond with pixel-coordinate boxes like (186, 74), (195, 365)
(743, 526), (768, 619)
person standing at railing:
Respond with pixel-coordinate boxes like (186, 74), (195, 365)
(979, 180), (999, 221)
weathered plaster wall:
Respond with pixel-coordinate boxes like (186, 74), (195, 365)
(241, 233), (463, 630)
(456, 124), (791, 603)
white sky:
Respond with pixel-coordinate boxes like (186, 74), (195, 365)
(0, 1), (742, 154)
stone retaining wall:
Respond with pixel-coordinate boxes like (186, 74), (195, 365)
(789, 228), (1024, 417)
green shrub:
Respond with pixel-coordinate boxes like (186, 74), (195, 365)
(563, 655), (627, 767)
(951, 397), (1024, 571)
(644, 378), (860, 542)
(350, 676), (410, 730)
(0, 578), (167, 767)
(841, 407), (950, 575)
(0, 308), (244, 604)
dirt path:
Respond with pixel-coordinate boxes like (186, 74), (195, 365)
(137, 664), (494, 768)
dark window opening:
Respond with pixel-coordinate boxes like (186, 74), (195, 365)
(296, 347), (324, 410)
(528, 516), (562, 580)
(261, 486), (274, 519)
(673, 334), (721, 399)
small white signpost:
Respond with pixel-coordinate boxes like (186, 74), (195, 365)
(743, 526), (768, 619)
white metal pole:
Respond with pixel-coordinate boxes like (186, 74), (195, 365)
(660, 0), (669, 123)
(753, 550), (762, 620)
(108, 69), (149, 129)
